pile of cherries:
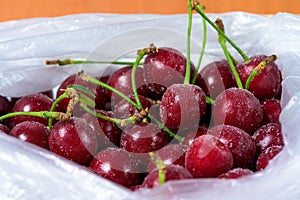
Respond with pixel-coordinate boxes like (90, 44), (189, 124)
(0, 1), (284, 191)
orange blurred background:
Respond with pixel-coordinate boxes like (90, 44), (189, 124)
(0, 0), (299, 22)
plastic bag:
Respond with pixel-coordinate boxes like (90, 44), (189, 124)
(1, 12), (300, 200)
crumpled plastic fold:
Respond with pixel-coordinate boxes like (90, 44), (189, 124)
(0, 12), (300, 200)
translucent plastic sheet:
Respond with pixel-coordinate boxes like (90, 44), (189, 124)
(0, 12), (300, 200)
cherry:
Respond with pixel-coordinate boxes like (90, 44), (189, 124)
(142, 164), (192, 189)
(185, 134), (233, 178)
(107, 66), (149, 105)
(0, 124), (10, 134)
(147, 144), (187, 173)
(89, 147), (140, 188)
(212, 88), (263, 134)
(256, 146), (283, 171)
(261, 99), (281, 125)
(235, 55), (281, 100)
(143, 47), (197, 97)
(0, 95), (12, 116)
(9, 121), (50, 149)
(160, 84), (206, 133)
(81, 110), (122, 150)
(7, 93), (53, 128)
(252, 123), (284, 155)
(218, 168), (253, 179)
(196, 60), (234, 99)
(48, 117), (98, 166)
(181, 126), (208, 146)
(207, 125), (256, 168)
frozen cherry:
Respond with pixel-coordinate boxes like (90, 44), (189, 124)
(261, 99), (281, 125)
(8, 93), (53, 128)
(212, 88), (263, 134)
(142, 164), (192, 189)
(0, 95), (12, 116)
(0, 124), (10, 134)
(143, 47), (197, 97)
(197, 60), (234, 99)
(9, 121), (50, 149)
(185, 134), (233, 178)
(252, 123), (284, 155)
(256, 146), (283, 171)
(181, 126), (208, 146)
(218, 168), (253, 179)
(89, 147), (140, 188)
(236, 55), (281, 100)
(107, 66), (149, 105)
(48, 117), (98, 166)
(160, 84), (206, 133)
(207, 125), (256, 168)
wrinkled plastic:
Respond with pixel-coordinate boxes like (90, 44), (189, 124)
(1, 12), (300, 200)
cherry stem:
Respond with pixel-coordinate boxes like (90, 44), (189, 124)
(149, 152), (166, 185)
(216, 18), (243, 89)
(0, 111), (69, 122)
(193, 1), (250, 62)
(245, 55), (277, 90)
(206, 96), (215, 104)
(45, 59), (143, 66)
(192, 3), (207, 84)
(132, 44), (158, 109)
(184, 0), (193, 85)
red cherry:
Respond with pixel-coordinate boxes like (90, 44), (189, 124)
(218, 168), (253, 179)
(0, 124), (10, 134)
(212, 88), (263, 134)
(181, 126), (208, 146)
(256, 146), (283, 171)
(261, 99), (281, 125)
(0, 95), (12, 116)
(89, 147), (140, 188)
(9, 121), (50, 149)
(185, 134), (233, 178)
(48, 117), (98, 166)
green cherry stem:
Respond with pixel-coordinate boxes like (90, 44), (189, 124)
(184, 0), (193, 85)
(0, 111), (69, 122)
(193, 1), (250, 62)
(206, 96), (215, 105)
(216, 18), (243, 89)
(45, 59), (142, 66)
(149, 152), (166, 185)
(245, 55), (277, 90)
(192, 2), (207, 84)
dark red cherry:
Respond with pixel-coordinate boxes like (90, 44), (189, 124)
(142, 164), (192, 189)
(207, 125), (256, 168)
(252, 123), (284, 155)
(0, 124), (10, 134)
(107, 66), (149, 105)
(48, 117), (98, 166)
(181, 126), (208, 146)
(0, 95), (12, 116)
(8, 93), (53, 128)
(147, 144), (187, 173)
(81, 110), (122, 149)
(261, 99), (281, 125)
(160, 84), (206, 133)
(9, 121), (50, 149)
(218, 168), (253, 179)
(143, 47), (197, 97)
(235, 55), (281, 100)
(256, 146), (283, 171)
(212, 88), (263, 134)
(185, 134), (233, 178)
(89, 147), (140, 188)
(196, 60), (234, 99)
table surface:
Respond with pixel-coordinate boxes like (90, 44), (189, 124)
(0, 0), (299, 22)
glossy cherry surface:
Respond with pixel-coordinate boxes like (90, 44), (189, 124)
(218, 168), (253, 179)
(256, 145), (283, 171)
(261, 99), (281, 125)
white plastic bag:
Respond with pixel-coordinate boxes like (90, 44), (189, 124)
(1, 12), (300, 200)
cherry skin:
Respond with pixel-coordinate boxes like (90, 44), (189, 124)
(185, 134), (233, 178)
(142, 164), (193, 189)
(256, 146), (283, 171)
(218, 168), (253, 179)
(89, 147), (140, 188)
(212, 88), (263, 134)
(9, 121), (50, 149)
(160, 84), (206, 133)
(81, 110), (122, 150)
(181, 126), (208, 146)
(0, 95), (12, 116)
(261, 99), (281, 125)
(48, 117), (98, 166)
(252, 123), (284, 155)
(207, 125), (256, 168)
(235, 55), (282, 100)
(0, 124), (10, 134)
(143, 47), (197, 97)
(8, 93), (53, 128)
(107, 66), (149, 106)
(196, 60), (234, 99)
